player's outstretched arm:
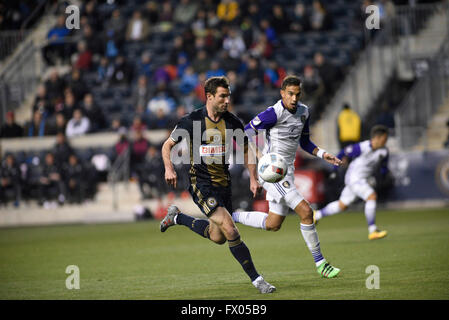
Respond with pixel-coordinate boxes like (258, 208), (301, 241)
(161, 138), (178, 188)
(244, 144), (262, 198)
(313, 147), (342, 166)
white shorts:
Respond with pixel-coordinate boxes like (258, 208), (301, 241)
(260, 170), (304, 216)
(340, 179), (375, 205)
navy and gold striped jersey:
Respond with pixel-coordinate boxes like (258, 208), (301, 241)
(170, 107), (248, 187)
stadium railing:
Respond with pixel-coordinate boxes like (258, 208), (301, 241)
(316, 2), (449, 153)
(108, 146), (131, 211)
(394, 33), (449, 150)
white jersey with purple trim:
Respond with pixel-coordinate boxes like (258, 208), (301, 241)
(345, 140), (389, 185)
(249, 99), (310, 168)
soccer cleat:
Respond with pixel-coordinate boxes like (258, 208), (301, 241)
(317, 261), (340, 278)
(160, 205), (180, 232)
(368, 229), (388, 240)
(252, 276), (276, 294)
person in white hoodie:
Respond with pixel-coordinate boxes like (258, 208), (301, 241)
(66, 108), (90, 138)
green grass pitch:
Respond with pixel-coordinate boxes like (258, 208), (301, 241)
(0, 208), (448, 300)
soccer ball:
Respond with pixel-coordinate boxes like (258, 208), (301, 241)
(258, 153), (288, 183)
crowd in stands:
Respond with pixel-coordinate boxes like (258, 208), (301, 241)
(2, 0), (392, 208)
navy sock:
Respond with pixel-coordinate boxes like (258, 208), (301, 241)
(176, 213), (210, 239)
(228, 236), (260, 282)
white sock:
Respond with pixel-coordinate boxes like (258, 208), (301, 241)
(365, 200), (377, 233)
(300, 223), (325, 266)
(317, 201), (341, 220)
(232, 211), (267, 230)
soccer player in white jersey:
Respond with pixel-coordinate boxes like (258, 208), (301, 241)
(314, 125), (390, 240)
(233, 75), (342, 278)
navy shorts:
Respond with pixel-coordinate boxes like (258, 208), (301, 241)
(189, 182), (233, 217)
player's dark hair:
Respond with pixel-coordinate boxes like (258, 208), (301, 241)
(204, 76), (230, 96)
(370, 125), (389, 138)
(281, 75), (302, 90)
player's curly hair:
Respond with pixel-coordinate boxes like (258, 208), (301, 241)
(281, 75), (302, 90)
(204, 76), (230, 96)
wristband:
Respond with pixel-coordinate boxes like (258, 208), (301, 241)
(317, 148), (326, 159)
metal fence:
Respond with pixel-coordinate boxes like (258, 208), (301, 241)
(0, 39), (43, 125)
(321, 2), (449, 152)
(395, 36), (449, 150)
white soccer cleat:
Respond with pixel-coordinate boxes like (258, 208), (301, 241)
(252, 276), (276, 294)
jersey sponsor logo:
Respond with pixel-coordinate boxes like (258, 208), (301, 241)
(199, 145), (226, 156)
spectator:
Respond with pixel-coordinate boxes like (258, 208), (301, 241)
(143, 1), (159, 25)
(227, 70), (244, 105)
(192, 50), (211, 74)
(42, 15), (71, 65)
(217, 0), (239, 23)
(111, 118), (123, 132)
(66, 68), (88, 102)
(55, 91), (78, 121)
(223, 28), (246, 59)
(66, 108), (90, 137)
(46, 112), (67, 136)
(114, 127), (130, 158)
(53, 132), (75, 166)
(136, 145), (166, 199)
(147, 82), (177, 115)
(220, 50), (240, 73)
(32, 84), (53, 118)
(130, 115), (148, 134)
(126, 11), (150, 42)
(313, 52), (342, 94)
(132, 75), (152, 108)
(337, 103), (361, 149)
(0, 154), (22, 206)
(179, 66), (198, 95)
(148, 107), (172, 130)
(111, 55), (133, 85)
(301, 64), (325, 106)
(81, 93), (106, 132)
(73, 41), (92, 71)
(131, 129), (150, 168)
(264, 60), (287, 89)
(259, 19), (278, 46)
(291, 1), (311, 32)
(96, 57), (114, 84)
(38, 152), (65, 206)
(270, 4), (291, 35)
(310, 0), (333, 31)
(24, 110), (48, 137)
(1, 111), (23, 138)
(249, 33), (273, 59)
(105, 9), (127, 40)
(173, 0), (198, 25)
(192, 9), (207, 37)
(194, 72), (207, 103)
(246, 2), (261, 26)
(63, 154), (85, 204)
(244, 57), (264, 91)
(45, 69), (65, 104)
(80, 24), (103, 56)
(137, 51), (153, 79)
(205, 60), (226, 79)
(169, 36), (187, 65)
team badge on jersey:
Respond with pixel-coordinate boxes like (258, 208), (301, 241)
(207, 197), (217, 208)
(282, 181), (290, 188)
